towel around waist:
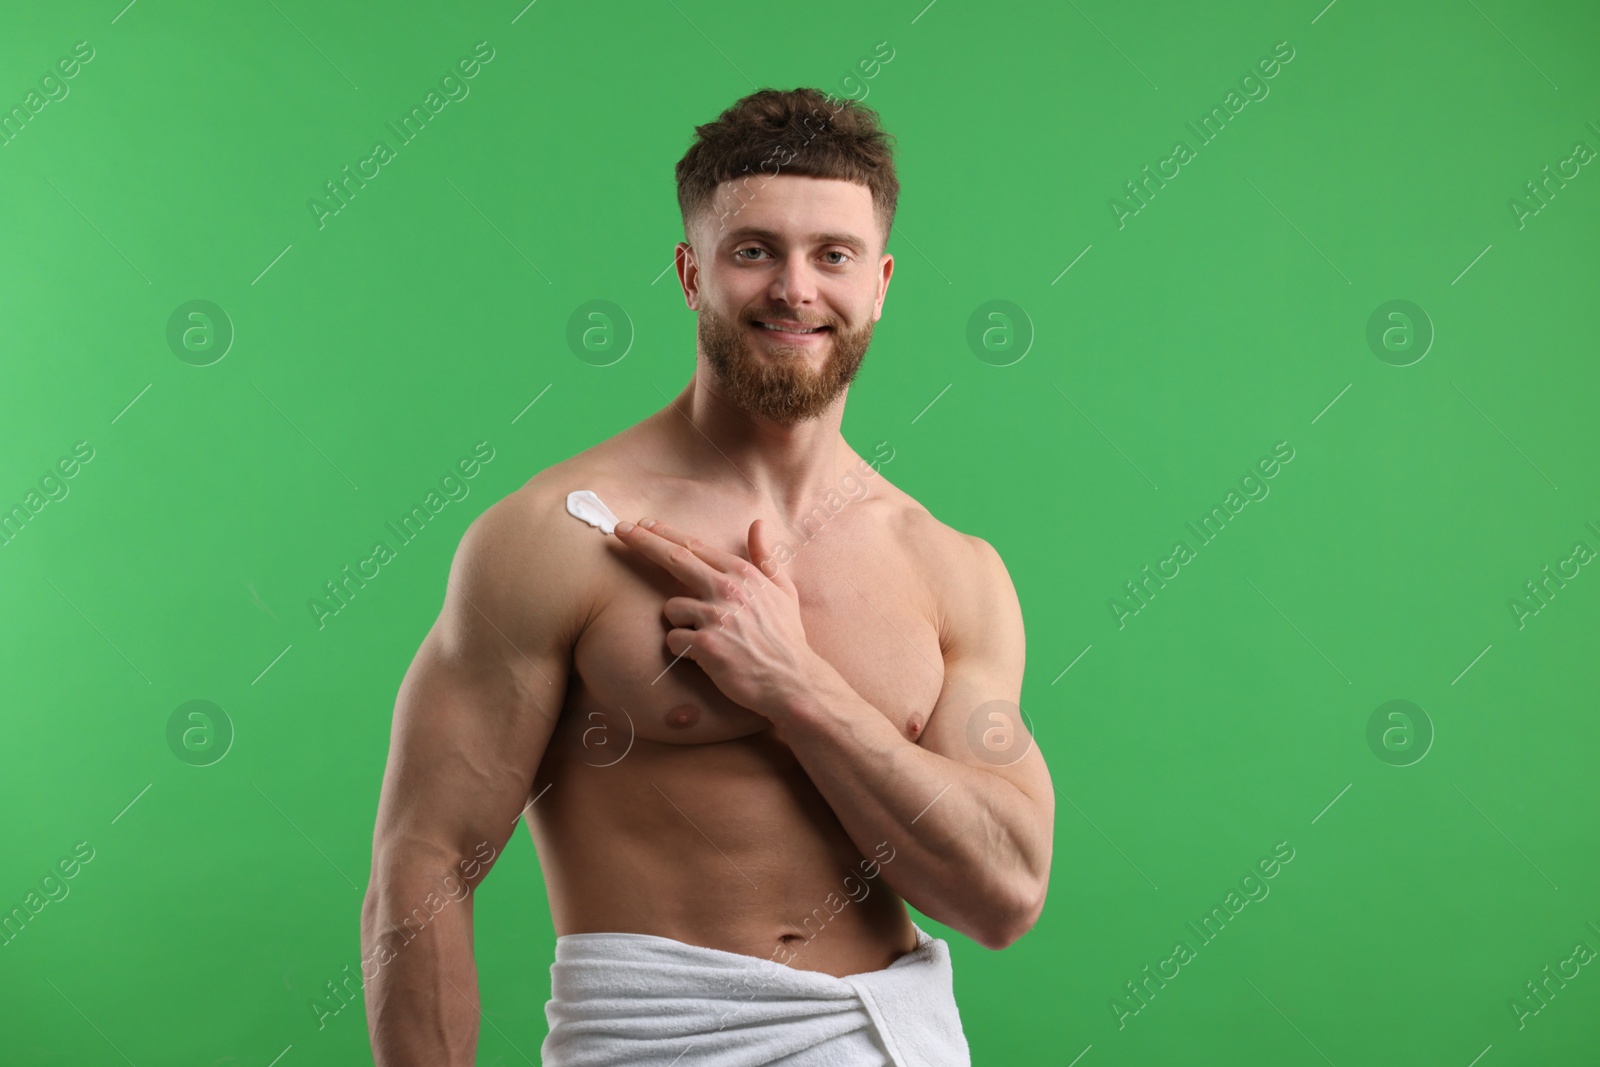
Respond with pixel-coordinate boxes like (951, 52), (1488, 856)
(542, 923), (970, 1067)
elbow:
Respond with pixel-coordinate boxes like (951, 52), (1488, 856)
(978, 879), (1046, 951)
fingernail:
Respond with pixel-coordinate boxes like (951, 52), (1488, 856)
(615, 521), (634, 535)
(640, 517), (656, 528)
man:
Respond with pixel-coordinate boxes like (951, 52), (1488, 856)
(361, 86), (1054, 1066)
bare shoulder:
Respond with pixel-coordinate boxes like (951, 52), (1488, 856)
(872, 471), (1007, 574)
(442, 458), (610, 657)
(869, 474), (1018, 650)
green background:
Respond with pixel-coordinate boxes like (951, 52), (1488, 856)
(3, 0), (1597, 1063)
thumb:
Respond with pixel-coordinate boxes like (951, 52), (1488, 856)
(749, 519), (795, 593)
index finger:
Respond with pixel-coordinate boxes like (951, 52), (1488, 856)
(616, 519), (725, 595)
(637, 519), (758, 579)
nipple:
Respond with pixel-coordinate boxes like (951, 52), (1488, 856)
(566, 490), (620, 535)
(905, 715), (923, 739)
(665, 704), (701, 729)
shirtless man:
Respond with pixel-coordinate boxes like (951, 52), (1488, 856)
(361, 87), (1054, 1066)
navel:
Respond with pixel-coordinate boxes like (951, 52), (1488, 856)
(665, 704), (701, 729)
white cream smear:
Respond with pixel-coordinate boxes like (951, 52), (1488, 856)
(565, 489), (621, 535)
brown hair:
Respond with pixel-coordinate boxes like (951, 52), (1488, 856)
(675, 87), (899, 253)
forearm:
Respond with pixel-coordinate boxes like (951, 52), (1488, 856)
(774, 666), (1047, 949)
(361, 861), (481, 1066)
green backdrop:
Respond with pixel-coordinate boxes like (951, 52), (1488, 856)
(3, 0), (1597, 1063)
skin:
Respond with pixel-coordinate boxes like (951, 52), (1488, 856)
(361, 173), (1055, 1065)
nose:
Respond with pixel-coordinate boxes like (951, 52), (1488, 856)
(767, 250), (819, 310)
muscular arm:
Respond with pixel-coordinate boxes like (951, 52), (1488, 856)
(777, 533), (1053, 950)
(361, 487), (580, 1065)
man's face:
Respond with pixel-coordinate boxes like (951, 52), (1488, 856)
(677, 175), (893, 424)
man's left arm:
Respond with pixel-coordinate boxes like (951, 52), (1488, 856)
(774, 534), (1054, 951)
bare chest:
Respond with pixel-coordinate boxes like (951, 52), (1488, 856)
(561, 516), (945, 753)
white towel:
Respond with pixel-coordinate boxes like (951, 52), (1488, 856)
(541, 923), (971, 1066)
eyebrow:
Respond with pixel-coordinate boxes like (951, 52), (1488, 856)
(721, 226), (869, 255)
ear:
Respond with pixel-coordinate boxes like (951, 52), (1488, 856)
(676, 241), (701, 310)
(748, 519), (796, 594)
(872, 252), (894, 321)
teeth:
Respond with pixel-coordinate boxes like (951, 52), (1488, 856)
(757, 322), (823, 334)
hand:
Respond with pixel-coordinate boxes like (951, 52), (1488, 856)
(613, 516), (819, 719)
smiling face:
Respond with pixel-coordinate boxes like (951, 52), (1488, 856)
(677, 174), (894, 424)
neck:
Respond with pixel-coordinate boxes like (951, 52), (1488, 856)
(656, 368), (854, 517)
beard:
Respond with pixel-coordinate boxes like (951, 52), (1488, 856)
(698, 300), (875, 424)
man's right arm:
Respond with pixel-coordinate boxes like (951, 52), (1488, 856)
(361, 484), (585, 1065)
